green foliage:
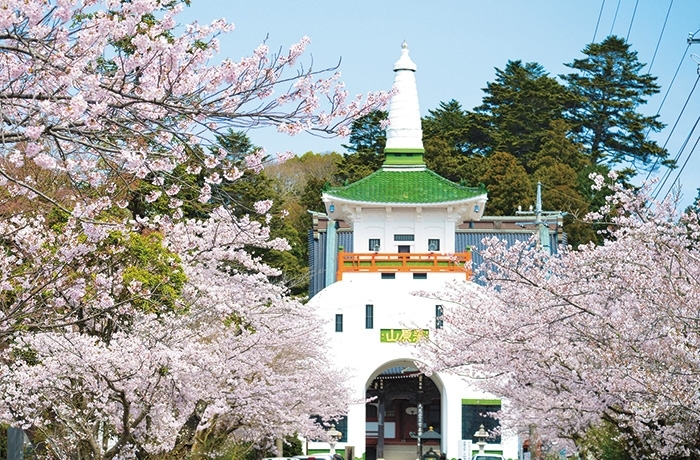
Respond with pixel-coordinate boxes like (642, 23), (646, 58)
(416, 36), (661, 244)
(214, 434), (301, 460)
(301, 176), (328, 214)
(266, 151), (342, 290)
(223, 179), (308, 294)
(11, 344), (39, 366)
(479, 151), (534, 216)
(71, 230), (188, 325)
(423, 100), (477, 155)
(282, 434), (303, 456)
(342, 110), (387, 154)
(0, 222), (187, 343)
(118, 37), (670, 303)
(529, 120), (598, 247)
(334, 151), (381, 185)
(215, 129), (256, 162)
(336, 111), (386, 184)
(423, 136), (463, 182)
(127, 130), (260, 221)
(211, 131), (309, 295)
(684, 188), (700, 215)
(576, 420), (633, 460)
(127, 130), (310, 295)
(0, 424), (6, 460)
(188, 438), (255, 460)
(471, 60), (574, 165)
(113, 231), (187, 314)
(527, 120), (589, 173)
(562, 35), (668, 169)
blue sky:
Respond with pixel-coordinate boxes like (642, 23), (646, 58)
(181, 1), (700, 211)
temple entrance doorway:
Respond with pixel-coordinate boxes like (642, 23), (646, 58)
(364, 360), (443, 460)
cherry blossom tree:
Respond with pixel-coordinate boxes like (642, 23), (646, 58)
(1, 210), (350, 459)
(420, 174), (700, 459)
(0, 0), (387, 215)
(0, 0), (389, 457)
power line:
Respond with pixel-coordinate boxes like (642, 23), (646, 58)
(538, 183), (597, 211)
(647, 0), (674, 73)
(648, 30), (700, 198)
(653, 112), (700, 201)
(646, 72), (700, 183)
(642, 39), (694, 179)
(585, 1), (698, 207)
(625, 0), (640, 41)
(663, 130), (700, 204)
(593, 0), (606, 43)
(621, 1), (675, 181)
(609, 0), (622, 36)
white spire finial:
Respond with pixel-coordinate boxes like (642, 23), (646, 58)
(385, 42), (423, 153)
(393, 41), (417, 72)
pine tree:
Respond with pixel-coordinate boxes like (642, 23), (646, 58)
(562, 36), (668, 169)
(422, 99), (479, 155)
(336, 110), (387, 184)
(471, 60), (573, 167)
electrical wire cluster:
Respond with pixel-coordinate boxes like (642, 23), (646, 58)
(594, 0), (699, 207)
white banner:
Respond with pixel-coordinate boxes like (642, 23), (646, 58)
(460, 439), (473, 460)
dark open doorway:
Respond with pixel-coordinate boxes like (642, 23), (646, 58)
(365, 366), (441, 460)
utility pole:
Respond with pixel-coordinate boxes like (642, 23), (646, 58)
(516, 183), (563, 460)
(689, 33), (700, 75)
(515, 182), (564, 256)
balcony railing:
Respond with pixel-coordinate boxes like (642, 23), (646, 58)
(336, 251), (471, 281)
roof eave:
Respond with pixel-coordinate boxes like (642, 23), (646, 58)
(322, 193), (487, 208)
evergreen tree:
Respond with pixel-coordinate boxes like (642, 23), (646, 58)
(265, 151), (347, 295)
(266, 150), (342, 250)
(471, 60), (574, 167)
(424, 136), (464, 182)
(686, 188), (700, 216)
(341, 109), (387, 155)
(334, 151), (381, 185)
(214, 132), (308, 295)
(423, 136), (486, 187)
(479, 151), (534, 216)
(422, 99), (480, 155)
(336, 110), (387, 184)
(300, 176), (328, 215)
(562, 35), (668, 169)
(529, 120), (600, 247)
(140, 129), (311, 295)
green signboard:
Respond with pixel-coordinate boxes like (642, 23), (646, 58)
(380, 329), (429, 343)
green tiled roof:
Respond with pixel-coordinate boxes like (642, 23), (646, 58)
(324, 168), (486, 204)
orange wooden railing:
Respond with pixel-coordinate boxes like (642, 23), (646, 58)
(336, 251), (472, 281)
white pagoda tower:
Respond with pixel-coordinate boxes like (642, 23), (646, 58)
(307, 43), (519, 460)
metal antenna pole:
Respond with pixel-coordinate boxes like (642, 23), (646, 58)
(515, 182), (564, 255)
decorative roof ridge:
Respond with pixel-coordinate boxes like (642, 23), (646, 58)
(381, 164), (427, 171)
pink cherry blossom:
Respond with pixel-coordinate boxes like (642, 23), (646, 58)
(254, 199), (274, 214)
(418, 177), (700, 458)
(0, 1), (384, 457)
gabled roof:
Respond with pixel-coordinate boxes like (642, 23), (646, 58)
(323, 167), (486, 205)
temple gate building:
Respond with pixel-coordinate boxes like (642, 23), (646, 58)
(306, 43), (563, 460)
